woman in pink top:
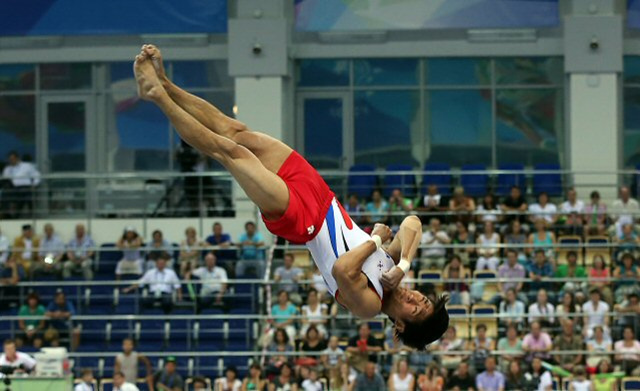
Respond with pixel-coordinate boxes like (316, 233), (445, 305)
(614, 326), (640, 375)
(588, 255), (613, 304)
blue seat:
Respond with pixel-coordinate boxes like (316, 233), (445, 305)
(109, 319), (136, 342)
(197, 356), (219, 373)
(422, 162), (452, 196)
(169, 319), (192, 344)
(197, 319), (225, 346)
(622, 378), (640, 390)
(138, 320), (166, 342)
(533, 163), (562, 197)
(81, 320), (107, 343)
(460, 164), (488, 197)
(98, 243), (122, 275)
(383, 164), (416, 198)
(496, 163), (526, 197)
(347, 164), (377, 199)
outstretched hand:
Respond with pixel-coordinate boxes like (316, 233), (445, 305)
(380, 267), (405, 291)
(371, 223), (392, 244)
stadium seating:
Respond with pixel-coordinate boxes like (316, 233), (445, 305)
(496, 163), (526, 196)
(460, 164), (488, 197)
(422, 162), (452, 195)
(347, 164), (377, 198)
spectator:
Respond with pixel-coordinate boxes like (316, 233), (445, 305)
(10, 224), (39, 277)
(451, 222), (475, 266)
(153, 356), (184, 391)
(504, 361), (525, 391)
(309, 264), (328, 300)
(616, 224), (639, 259)
(191, 377), (208, 391)
(614, 326), (640, 375)
(0, 257), (24, 311)
(113, 371), (140, 391)
(383, 324), (414, 367)
(527, 289), (555, 327)
(495, 249), (527, 305)
(0, 339), (36, 376)
(274, 253), (304, 304)
(266, 328), (294, 373)
(416, 185), (448, 225)
(300, 325), (327, 362)
(365, 189), (390, 225)
(64, 223), (95, 280)
(346, 323), (383, 372)
(241, 364), (267, 391)
(611, 186), (639, 237)
(0, 228), (9, 265)
(528, 192), (557, 225)
(236, 222), (266, 277)
(269, 291), (298, 342)
(16, 292), (45, 348)
(389, 189), (414, 228)
(560, 188), (585, 235)
(300, 288), (328, 338)
(475, 356), (505, 391)
(216, 366), (242, 391)
(556, 250), (587, 299)
(500, 186), (528, 224)
(45, 291), (80, 349)
(115, 338), (154, 390)
(553, 319), (584, 373)
(123, 252), (182, 314)
(527, 219), (556, 260)
(205, 222), (236, 262)
(329, 362), (356, 391)
(524, 357), (552, 391)
(582, 288), (610, 338)
(345, 194), (367, 226)
(567, 365), (591, 391)
(588, 255), (613, 305)
(116, 227), (144, 278)
(497, 324), (524, 372)
(437, 325), (466, 371)
(187, 252), (228, 310)
(476, 221), (501, 271)
(74, 368), (95, 391)
(2, 151), (40, 218)
(586, 326), (613, 371)
(470, 324), (495, 373)
(301, 367), (324, 391)
(353, 361), (386, 391)
(618, 292), (640, 330)
(584, 191), (607, 236)
(555, 291), (582, 326)
(527, 250), (555, 300)
(592, 359), (616, 391)
(449, 186), (476, 226)
(179, 227), (202, 276)
(613, 253), (640, 303)
(498, 288), (525, 327)
(443, 256), (470, 305)
(503, 220), (527, 262)
(417, 362), (445, 391)
(477, 193), (502, 225)
(522, 321), (553, 363)
(446, 361), (475, 391)
(32, 223), (64, 279)
(419, 218), (450, 270)
(322, 335), (345, 370)
(146, 229), (173, 270)
(269, 363), (296, 391)
(388, 359), (415, 391)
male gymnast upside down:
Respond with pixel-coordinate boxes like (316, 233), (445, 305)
(133, 45), (449, 349)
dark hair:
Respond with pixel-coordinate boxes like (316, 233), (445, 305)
(122, 337), (135, 346)
(475, 323), (487, 332)
(505, 248), (518, 257)
(3, 339), (15, 346)
(113, 371), (125, 378)
(27, 292), (39, 302)
(245, 221), (256, 229)
(81, 368), (93, 377)
(621, 253), (634, 263)
(534, 249), (546, 256)
(538, 192), (548, 199)
(192, 376), (207, 386)
(284, 252), (295, 261)
(505, 323), (518, 334)
(482, 194), (496, 209)
(566, 250), (578, 259)
(393, 294), (449, 350)
(157, 251), (171, 261)
(225, 366), (238, 377)
(274, 328), (289, 345)
(7, 151), (18, 158)
(591, 190), (600, 199)
(306, 325), (319, 339)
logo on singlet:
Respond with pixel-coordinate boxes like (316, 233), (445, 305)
(307, 225), (315, 235)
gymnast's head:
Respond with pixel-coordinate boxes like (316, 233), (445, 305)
(382, 289), (449, 350)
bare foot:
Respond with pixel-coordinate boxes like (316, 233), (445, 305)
(141, 44), (168, 85)
(133, 53), (166, 102)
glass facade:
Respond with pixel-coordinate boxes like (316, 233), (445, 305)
(624, 56), (640, 168)
(297, 57), (564, 170)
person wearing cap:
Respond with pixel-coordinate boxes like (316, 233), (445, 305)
(10, 224), (40, 277)
(153, 356), (184, 391)
(116, 227), (144, 279)
(123, 251), (181, 313)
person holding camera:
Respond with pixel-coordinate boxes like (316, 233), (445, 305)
(0, 339), (36, 378)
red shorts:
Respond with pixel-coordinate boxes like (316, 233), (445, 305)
(262, 151), (334, 244)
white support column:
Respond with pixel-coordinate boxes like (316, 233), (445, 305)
(234, 77), (286, 141)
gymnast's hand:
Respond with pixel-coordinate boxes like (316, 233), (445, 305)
(380, 267), (404, 291)
(371, 223), (392, 244)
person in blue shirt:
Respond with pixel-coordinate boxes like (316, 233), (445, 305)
(204, 222), (236, 262)
(269, 290), (298, 341)
(235, 222), (265, 277)
(45, 291), (80, 349)
(0, 257), (25, 311)
(527, 249), (555, 302)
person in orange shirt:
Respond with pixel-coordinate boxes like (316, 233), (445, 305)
(10, 224), (40, 276)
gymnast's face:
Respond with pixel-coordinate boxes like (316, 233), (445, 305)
(389, 288), (434, 322)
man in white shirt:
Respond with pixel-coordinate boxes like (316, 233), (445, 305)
(113, 371), (140, 391)
(611, 186), (640, 237)
(528, 192), (557, 225)
(0, 228), (9, 265)
(187, 252), (228, 310)
(32, 223), (65, 279)
(420, 218), (451, 269)
(2, 151), (40, 218)
(123, 252), (181, 313)
(0, 339), (36, 377)
(64, 224), (96, 281)
(560, 188), (585, 235)
(582, 288), (610, 338)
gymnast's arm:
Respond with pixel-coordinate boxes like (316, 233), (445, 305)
(332, 224), (392, 282)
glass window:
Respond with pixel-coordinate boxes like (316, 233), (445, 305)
(624, 56), (640, 84)
(354, 90), (420, 167)
(194, 91), (235, 118)
(110, 62), (135, 88)
(297, 59), (349, 87)
(0, 95), (36, 160)
(624, 87), (640, 167)
(354, 59), (419, 86)
(40, 63), (92, 90)
(427, 89), (492, 167)
(0, 64), (35, 91)
(47, 102), (86, 172)
(426, 58), (490, 86)
(495, 57), (563, 85)
(172, 60), (233, 89)
(303, 98), (344, 169)
(496, 88), (563, 166)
